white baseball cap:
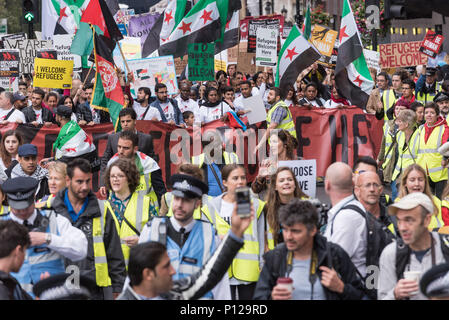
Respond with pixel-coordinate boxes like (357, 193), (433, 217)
(388, 192), (435, 216)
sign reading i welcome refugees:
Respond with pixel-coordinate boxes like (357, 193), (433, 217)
(33, 58), (73, 89)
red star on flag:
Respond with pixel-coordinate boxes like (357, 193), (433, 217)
(354, 75), (363, 87)
(164, 10), (173, 24)
(200, 10), (213, 25)
(66, 147), (77, 152)
(178, 21), (192, 35)
(339, 25), (349, 43)
(58, 7), (68, 22)
(285, 47), (299, 61)
(225, 19), (231, 30)
(84, 135), (92, 146)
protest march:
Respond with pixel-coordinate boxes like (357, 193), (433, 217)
(1, 0), (449, 306)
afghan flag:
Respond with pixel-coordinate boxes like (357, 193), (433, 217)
(53, 120), (96, 159)
(71, 0), (122, 56)
(302, 5), (311, 41)
(334, 0), (374, 110)
(142, 0), (193, 57)
(91, 30), (125, 131)
(275, 25), (320, 88)
(158, 0), (239, 58)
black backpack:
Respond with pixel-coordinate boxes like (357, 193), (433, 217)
(395, 233), (449, 280)
(333, 205), (395, 268)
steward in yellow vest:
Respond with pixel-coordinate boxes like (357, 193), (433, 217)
(391, 124), (420, 183)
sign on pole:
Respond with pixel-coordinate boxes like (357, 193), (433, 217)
(278, 160), (317, 198)
(419, 30), (444, 59)
(379, 41), (428, 69)
(187, 43), (214, 81)
(309, 25), (338, 69)
(33, 58), (74, 89)
(256, 27), (278, 67)
(0, 49), (20, 92)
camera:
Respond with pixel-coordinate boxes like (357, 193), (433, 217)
(235, 187), (251, 218)
(307, 198), (330, 231)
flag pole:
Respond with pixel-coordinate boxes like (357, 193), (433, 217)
(117, 41), (131, 73)
(82, 64), (95, 88)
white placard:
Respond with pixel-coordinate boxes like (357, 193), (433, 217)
(278, 159), (317, 198)
(363, 49), (380, 74)
(256, 27), (278, 67)
(52, 35), (82, 73)
(242, 94), (267, 125)
(3, 39), (52, 74)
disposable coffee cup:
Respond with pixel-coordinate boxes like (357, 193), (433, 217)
(404, 270), (421, 295)
(277, 277), (293, 294)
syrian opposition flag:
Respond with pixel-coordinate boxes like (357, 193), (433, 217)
(108, 151), (160, 175)
(301, 5), (311, 41)
(71, 0), (122, 56)
(53, 121), (96, 159)
(335, 0), (374, 110)
(158, 0), (237, 58)
(215, 2), (241, 53)
(142, 0), (192, 57)
(42, 0), (90, 40)
(275, 25), (320, 88)
(91, 30), (125, 131)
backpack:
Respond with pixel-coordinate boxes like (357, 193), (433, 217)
(395, 233), (449, 280)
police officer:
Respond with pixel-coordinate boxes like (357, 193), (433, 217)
(139, 174), (231, 299)
(416, 67), (441, 104)
(0, 176), (87, 297)
(434, 91), (449, 120)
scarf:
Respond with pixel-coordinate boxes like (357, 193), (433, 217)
(11, 164), (48, 196)
(330, 92), (350, 106)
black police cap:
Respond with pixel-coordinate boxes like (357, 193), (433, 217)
(420, 263), (449, 298)
(169, 174), (208, 199)
(426, 67), (437, 76)
(434, 91), (449, 103)
(2, 177), (38, 210)
(33, 273), (97, 300)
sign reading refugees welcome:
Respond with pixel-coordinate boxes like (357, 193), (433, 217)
(379, 41), (428, 68)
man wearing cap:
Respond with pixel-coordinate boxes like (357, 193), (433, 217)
(0, 91), (25, 124)
(5, 144), (49, 200)
(416, 66), (442, 105)
(0, 176), (88, 297)
(434, 91), (449, 120)
(12, 92), (27, 111)
(139, 174), (231, 299)
(22, 88), (56, 127)
(378, 192), (449, 300)
(45, 105), (99, 171)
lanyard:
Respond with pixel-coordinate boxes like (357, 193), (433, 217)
(286, 249), (318, 300)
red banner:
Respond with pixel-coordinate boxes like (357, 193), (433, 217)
(1, 107), (383, 191)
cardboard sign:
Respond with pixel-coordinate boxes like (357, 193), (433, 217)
(278, 160), (317, 198)
(174, 55), (188, 76)
(3, 39), (52, 74)
(310, 25), (338, 68)
(379, 41), (428, 69)
(33, 58), (73, 89)
(256, 27), (278, 67)
(188, 43), (214, 81)
(128, 55), (178, 97)
(420, 30), (444, 58)
(0, 50), (20, 77)
(36, 49), (57, 59)
(363, 49), (381, 74)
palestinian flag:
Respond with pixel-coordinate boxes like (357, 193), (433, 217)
(275, 25), (320, 88)
(302, 5), (311, 41)
(53, 120), (96, 159)
(71, 0), (122, 56)
(91, 30), (125, 131)
(158, 0), (239, 58)
(142, 0), (192, 57)
(42, 0), (90, 40)
(334, 0), (373, 110)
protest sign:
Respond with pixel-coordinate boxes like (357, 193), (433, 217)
(363, 49), (381, 74)
(118, 24), (128, 36)
(120, 37), (142, 60)
(36, 49), (57, 59)
(3, 39), (52, 73)
(215, 50), (228, 72)
(309, 25), (338, 68)
(379, 41), (428, 69)
(242, 94), (267, 124)
(0, 77), (18, 92)
(188, 43), (214, 81)
(256, 27), (278, 67)
(33, 58), (73, 89)
(0, 50), (20, 77)
(128, 13), (160, 46)
(52, 35), (82, 74)
(279, 160), (317, 198)
(240, 15), (285, 42)
(419, 30), (444, 59)
(174, 55), (188, 76)
(128, 55), (178, 97)
(248, 18), (280, 53)
(0, 33), (27, 42)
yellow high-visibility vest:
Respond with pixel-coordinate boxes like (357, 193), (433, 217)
(92, 200), (112, 287)
(392, 129), (420, 182)
(416, 124), (447, 183)
(267, 100), (297, 139)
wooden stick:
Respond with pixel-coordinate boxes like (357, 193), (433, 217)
(82, 64), (94, 88)
(117, 42), (131, 73)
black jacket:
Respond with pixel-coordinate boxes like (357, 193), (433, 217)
(80, 102), (111, 123)
(0, 271), (32, 300)
(117, 232), (244, 300)
(22, 106), (56, 124)
(74, 103), (93, 123)
(51, 189), (126, 295)
(253, 234), (365, 300)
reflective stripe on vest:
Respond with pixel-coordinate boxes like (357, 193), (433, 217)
(192, 152), (239, 167)
(392, 129), (420, 181)
(165, 192), (216, 225)
(417, 83), (441, 104)
(93, 200), (112, 287)
(382, 122), (397, 170)
(267, 100), (297, 138)
(417, 124), (448, 182)
(210, 195), (266, 282)
(107, 191), (150, 266)
(136, 173), (159, 216)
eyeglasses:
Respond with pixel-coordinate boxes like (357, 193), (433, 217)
(110, 174), (126, 180)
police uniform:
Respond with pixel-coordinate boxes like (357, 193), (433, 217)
(33, 273), (97, 300)
(0, 177), (88, 297)
(417, 67), (442, 104)
(434, 92), (449, 121)
(139, 174), (231, 300)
